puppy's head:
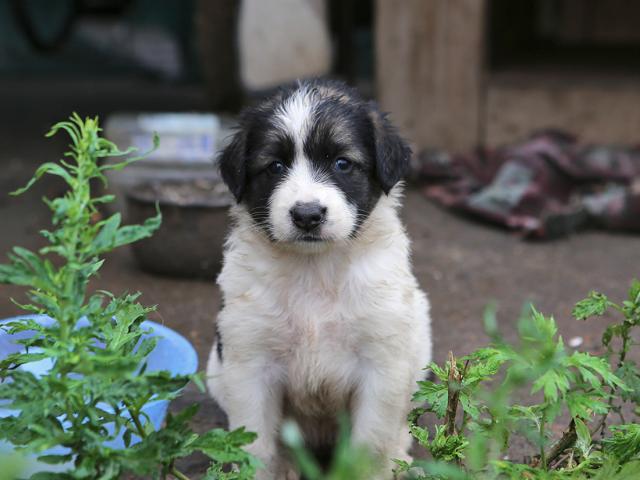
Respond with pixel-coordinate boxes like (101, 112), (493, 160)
(220, 79), (411, 250)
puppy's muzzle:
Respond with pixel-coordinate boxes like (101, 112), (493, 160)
(290, 201), (327, 232)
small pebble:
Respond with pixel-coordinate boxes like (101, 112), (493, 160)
(569, 336), (583, 348)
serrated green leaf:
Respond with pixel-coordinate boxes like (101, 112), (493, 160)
(603, 425), (640, 463)
(412, 381), (449, 418)
(573, 291), (611, 320)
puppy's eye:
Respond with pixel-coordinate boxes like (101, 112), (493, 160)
(334, 158), (353, 173)
(267, 161), (285, 175)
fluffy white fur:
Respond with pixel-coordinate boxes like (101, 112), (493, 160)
(207, 186), (432, 479)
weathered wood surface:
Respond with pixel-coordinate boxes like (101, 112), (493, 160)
(487, 72), (640, 145)
(375, 0), (487, 152)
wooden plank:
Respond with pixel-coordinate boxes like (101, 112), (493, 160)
(375, 0), (487, 152)
(486, 72), (640, 145)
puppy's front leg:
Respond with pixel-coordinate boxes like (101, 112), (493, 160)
(350, 365), (414, 479)
(220, 361), (283, 480)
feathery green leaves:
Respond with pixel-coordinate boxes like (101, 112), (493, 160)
(405, 280), (640, 479)
(0, 115), (256, 479)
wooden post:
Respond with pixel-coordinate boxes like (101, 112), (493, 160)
(375, 0), (487, 152)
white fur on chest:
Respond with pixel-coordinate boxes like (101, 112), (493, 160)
(215, 193), (429, 415)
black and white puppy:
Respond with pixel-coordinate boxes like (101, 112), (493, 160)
(206, 79), (432, 480)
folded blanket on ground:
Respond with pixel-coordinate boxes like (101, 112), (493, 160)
(414, 130), (640, 239)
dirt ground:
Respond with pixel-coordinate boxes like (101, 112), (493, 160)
(0, 79), (638, 476)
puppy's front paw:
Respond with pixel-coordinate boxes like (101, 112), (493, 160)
(248, 442), (280, 480)
(284, 467), (301, 480)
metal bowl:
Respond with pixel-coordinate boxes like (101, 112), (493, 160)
(125, 179), (233, 278)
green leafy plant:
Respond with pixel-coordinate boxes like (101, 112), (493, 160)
(399, 281), (640, 479)
(0, 115), (258, 479)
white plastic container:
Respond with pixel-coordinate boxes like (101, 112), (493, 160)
(103, 112), (235, 213)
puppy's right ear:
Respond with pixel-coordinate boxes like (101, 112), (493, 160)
(219, 131), (247, 203)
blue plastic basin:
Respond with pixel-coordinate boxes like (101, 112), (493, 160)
(0, 315), (198, 474)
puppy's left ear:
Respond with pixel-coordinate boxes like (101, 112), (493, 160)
(370, 108), (412, 194)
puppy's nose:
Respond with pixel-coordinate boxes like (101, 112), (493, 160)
(290, 202), (327, 231)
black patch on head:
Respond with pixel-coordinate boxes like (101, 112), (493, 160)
(218, 90), (290, 204)
(218, 79), (411, 237)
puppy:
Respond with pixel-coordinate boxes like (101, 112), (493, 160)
(206, 79), (432, 479)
